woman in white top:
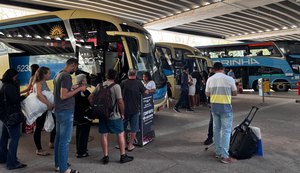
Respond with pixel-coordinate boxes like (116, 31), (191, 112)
(188, 74), (197, 108)
(142, 71), (156, 93)
(32, 67), (55, 156)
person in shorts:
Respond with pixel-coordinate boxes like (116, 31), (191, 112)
(89, 69), (133, 164)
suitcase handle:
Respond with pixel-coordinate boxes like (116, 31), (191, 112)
(241, 106), (259, 127)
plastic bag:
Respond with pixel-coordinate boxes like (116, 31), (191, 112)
(44, 111), (54, 132)
(21, 90), (54, 125)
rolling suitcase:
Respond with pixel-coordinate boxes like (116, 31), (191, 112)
(229, 106), (259, 160)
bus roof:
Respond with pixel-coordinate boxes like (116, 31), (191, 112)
(156, 42), (200, 55)
(196, 41), (276, 49)
(0, 9), (148, 33)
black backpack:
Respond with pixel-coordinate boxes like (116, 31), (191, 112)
(91, 83), (116, 119)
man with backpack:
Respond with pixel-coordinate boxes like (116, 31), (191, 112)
(120, 69), (148, 152)
(89, 69), (133, 164)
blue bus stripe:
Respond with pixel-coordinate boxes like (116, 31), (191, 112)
(0, 18), (62, 30)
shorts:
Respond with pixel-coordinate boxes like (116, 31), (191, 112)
(123, 113), (140, 133)
(98, 118), (124, 134)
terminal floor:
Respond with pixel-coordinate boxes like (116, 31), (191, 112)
(0, 92), (299, 173)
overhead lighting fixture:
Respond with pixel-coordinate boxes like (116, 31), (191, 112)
(0, 32), (4, 36)
(231, 34), (236, 37)
(251, 31), (256, 34)
(273, 28), (279, 31)
(282, 26), (288, 29)
(44, 36), (51, 39)
(25, 34), (32, 38)
(258, 30), (263, 33)
(203, 2), (211, 5)
(169, 13), (174, 16)
(35, 35), (41, 39)
(265, 29), (271, 32)
(17, 34), (23, 38)
(194, 5), (200, 8)
(244, 32), (249, 35)
(184, 9), (190, 11)
(177, 11), (182, 14)
(291, 25), (298, 28)
(238, 33), (242, 36)
(7, 34), (12, 37)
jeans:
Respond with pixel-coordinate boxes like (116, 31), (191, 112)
(212, 111), (233, 158)
(54, 110), (74, 173)
(207, 112), (213, 139)
(175, 89), (190, 109)
(0, 123), (21, 169)
(76, 122), (91, 155)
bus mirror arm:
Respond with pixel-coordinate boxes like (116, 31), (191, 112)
(106, 31), (150, 54)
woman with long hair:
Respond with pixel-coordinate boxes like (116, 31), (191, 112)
(32, 67), (55, 156)
(0, 69), (27, 170)
(20, 64), (39, 94)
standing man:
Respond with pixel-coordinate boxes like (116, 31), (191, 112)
(89, 69), (134, 164)
(121, 69), (148, 152)
(53, 58), (86, 173)
(173, 66), (193, 113)
(205, 62), (237, 164)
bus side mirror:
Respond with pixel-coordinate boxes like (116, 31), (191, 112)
(106, 31), (150, 54)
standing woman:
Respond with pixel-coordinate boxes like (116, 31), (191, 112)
(21, 64), (39, 134)
(142, 72), (156, 93)
(32, 67), (55, 156)
(0, 69), (27, 170)
(74, 74), (92, 158)
(20, 64), (39, 95)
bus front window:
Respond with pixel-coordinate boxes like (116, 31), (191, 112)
(121, 25), (166, 88)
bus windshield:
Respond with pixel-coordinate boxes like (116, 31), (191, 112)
(121, 24), (166, 88)
(276, 41), (300, 55)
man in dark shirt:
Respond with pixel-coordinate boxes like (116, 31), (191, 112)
(121, 69), (148, 151)
(173, 66), (193, 113)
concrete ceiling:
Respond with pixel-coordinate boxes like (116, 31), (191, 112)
(1, 0), (300, 42)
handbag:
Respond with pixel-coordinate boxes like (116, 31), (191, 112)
(1, 85), (25, 128)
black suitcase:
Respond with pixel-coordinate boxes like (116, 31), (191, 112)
(229, 106), (259, 160)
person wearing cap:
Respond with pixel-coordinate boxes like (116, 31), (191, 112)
(74, 74), (92, 158)
(205, 62), (237, 164)
(173, 66), (193, 113)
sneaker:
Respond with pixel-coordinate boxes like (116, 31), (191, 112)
(215, 154), (221, 159)
(220, 157), (236, 164)
(203, 138), (213, 145)
(186, 108), (194, 111)
(101, 156), (109, 165)
(120, 154), (134, 163)
(173, 107), (180, 113)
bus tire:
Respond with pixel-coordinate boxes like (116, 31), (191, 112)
(252, 81), (258, 91)
(272, 82), (289, 92)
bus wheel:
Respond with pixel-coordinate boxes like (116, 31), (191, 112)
(252, 81), (258, 91)
(273, 82), (289, 92)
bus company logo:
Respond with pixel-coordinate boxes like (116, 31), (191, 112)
(50, 25), (64, 39)
(213, 58), (260, 66)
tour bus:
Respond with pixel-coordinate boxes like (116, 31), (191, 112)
(0, 9), (167, 112)
(197, 41), (300, 91)
(155, 42), (213, 99)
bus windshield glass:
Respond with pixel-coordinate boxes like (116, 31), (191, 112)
(276, 41), (300, 54)
(121, 24), (166, 87)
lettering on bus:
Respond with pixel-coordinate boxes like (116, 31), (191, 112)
(213, 58), (260, 66)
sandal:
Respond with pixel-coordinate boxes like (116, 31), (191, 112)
(127, 146), (135, 152)
(36, 150), (50, 156)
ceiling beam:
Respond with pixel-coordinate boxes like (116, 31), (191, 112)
(227, 28), (300, 41)
(144, 0), (283, 30)
(0, 0), (64, 11)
